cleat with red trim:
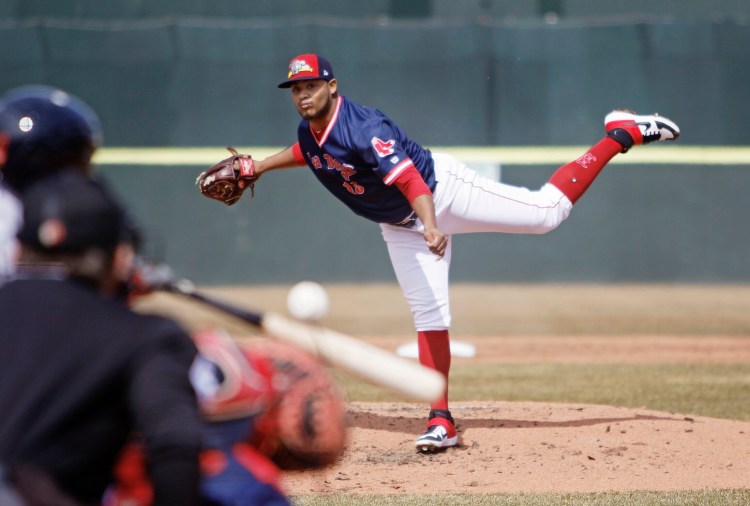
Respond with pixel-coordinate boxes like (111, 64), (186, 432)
(415, 409), (458, 453)
(605, 110), (680, 153)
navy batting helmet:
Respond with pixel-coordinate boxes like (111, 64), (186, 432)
(0, 85), (102, 193)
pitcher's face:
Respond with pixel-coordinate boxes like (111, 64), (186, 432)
(290, 79), (337, 122)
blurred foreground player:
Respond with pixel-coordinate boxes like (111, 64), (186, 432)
(0, 84), (101, 280)
(199, 53), (681, 452)
(0, 173), (202, 505)
(194, 334), (347, 506)
(107, 331), (348, 506)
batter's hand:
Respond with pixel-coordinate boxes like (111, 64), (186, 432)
(424, 227), (448, 258)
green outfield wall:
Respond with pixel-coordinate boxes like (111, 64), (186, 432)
(0, 17), (749, 147)
(2, 6), (748, 285)
(3, 0), (750, 21)
(97, 148), (749, 285)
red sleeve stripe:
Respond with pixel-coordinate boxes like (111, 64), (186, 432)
(383, 158), (415, 185)
(291, 142), (306, 165)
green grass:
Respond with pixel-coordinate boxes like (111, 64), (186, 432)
(290, 489), (750, 506)
(335, 362), (750, 421)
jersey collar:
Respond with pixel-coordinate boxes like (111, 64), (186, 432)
(310, 96), (342, 146)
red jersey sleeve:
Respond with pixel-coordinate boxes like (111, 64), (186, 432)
(392, 164), (432, 204)
(291, 142), (306, 166)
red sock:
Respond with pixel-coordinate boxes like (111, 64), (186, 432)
(417, 330), (450, 411)
(548, 137), (622, 204)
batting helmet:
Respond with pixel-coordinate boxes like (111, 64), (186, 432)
(0, 85), (102, 193)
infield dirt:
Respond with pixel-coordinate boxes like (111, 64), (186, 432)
(134, 283), (750, 494)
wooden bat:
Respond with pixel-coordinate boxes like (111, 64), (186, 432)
(159, 278), (446, 403)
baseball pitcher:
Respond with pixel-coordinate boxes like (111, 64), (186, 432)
(197, 53), (680, 453)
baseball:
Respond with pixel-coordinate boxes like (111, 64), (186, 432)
(287, 281), (330, 322)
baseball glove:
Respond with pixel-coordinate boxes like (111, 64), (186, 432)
(196, 147), (258, 206)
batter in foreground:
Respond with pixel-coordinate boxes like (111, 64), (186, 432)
(232, 54), (680, 453)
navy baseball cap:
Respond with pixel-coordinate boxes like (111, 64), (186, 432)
(18, 172), (136, 253)
(278, 54), (335, 88)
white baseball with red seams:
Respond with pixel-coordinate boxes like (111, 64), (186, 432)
(287, 281), (330, 322)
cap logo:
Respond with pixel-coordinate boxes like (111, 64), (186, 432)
(288, 58), (315, 79)
(38, 218), (67, 248)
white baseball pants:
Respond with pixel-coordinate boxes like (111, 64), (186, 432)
(380, 152), (573, 331)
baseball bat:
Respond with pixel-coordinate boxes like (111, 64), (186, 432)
(144, 271), (445, 403)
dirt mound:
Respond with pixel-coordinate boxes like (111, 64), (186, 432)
(283, 401), (750, 495)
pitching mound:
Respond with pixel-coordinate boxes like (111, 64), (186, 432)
(283, 401), (750, 495)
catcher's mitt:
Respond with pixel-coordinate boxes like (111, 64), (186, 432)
(196, 147), (258, 206)
(244, 340), (348, 470)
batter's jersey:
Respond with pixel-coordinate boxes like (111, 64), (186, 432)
(0, 276), (202, 504)
(296, 96), (436, 225)
(0, 185), (21, 281)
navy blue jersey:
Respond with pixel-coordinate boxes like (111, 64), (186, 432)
(296, 96), (436, 224)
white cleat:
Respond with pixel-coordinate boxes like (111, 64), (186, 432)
(605, 110), (680, 152)
(415, 412), (458, 453)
